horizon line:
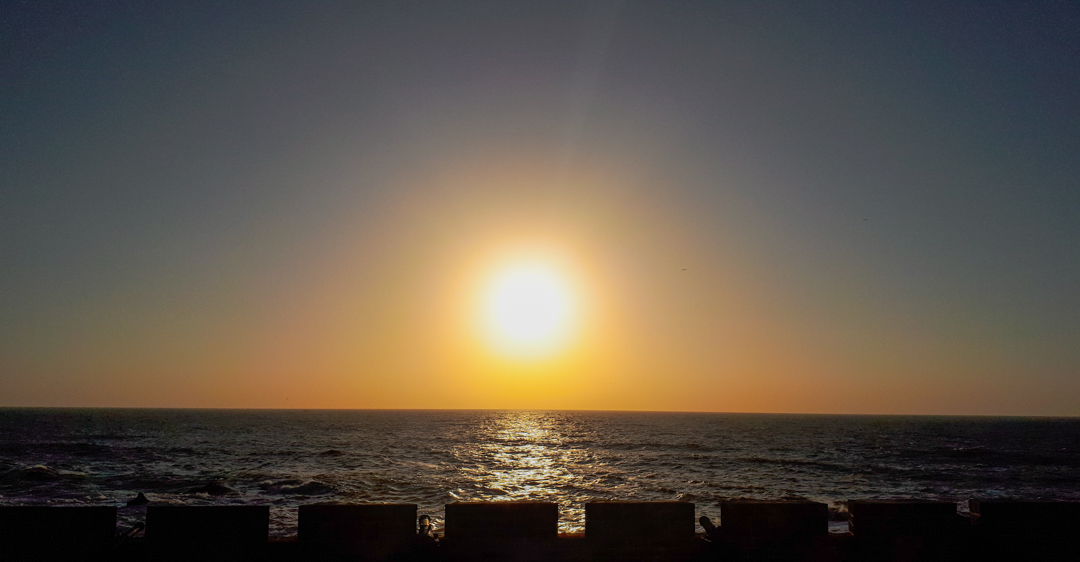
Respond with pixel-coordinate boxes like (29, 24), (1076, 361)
(0, 405), (1076, 419)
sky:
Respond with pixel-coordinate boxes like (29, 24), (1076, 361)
(2, 0), (1078, 415)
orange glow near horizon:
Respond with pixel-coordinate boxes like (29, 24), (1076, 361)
(4, 141), (1077, 418)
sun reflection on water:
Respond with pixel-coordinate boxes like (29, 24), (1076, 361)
(486, 413), (565, 496)
(447, 411), (601, 532)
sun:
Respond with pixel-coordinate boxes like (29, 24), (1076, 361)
(481, 262), (576, 358)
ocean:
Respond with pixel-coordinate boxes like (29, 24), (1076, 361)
(1, 409), (1077, 536)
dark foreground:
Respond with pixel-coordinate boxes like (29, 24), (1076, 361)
(2, 500), (1077, 562)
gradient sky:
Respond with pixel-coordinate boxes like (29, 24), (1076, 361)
(2, 0), (1078, 414)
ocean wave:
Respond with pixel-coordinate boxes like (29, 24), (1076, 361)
(736, 456), (852, 472)
(187, 483), (238, 496)
(16, 465), (87, 482)
(259, 480), (335, 496)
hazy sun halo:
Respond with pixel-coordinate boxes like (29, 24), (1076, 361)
(482, 262), (575, 358)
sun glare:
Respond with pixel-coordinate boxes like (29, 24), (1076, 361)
(482, 262), (575, 358)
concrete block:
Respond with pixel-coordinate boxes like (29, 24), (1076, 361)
(970, 500), (1080, 535)
(719, 501), (828, 537)
(145, 505), (268, 550)
(848, 501), (957, 536)
(0, 506), (116, 558)
(298, 503), (416, 555)
(444, 501), (558, 541)
(585, 501), (695, 543)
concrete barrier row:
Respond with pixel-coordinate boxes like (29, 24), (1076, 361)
(1, 500), (1077, 557)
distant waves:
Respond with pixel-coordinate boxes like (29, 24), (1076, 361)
(1, 409), (1078, 535)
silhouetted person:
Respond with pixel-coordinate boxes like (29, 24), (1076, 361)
(699, 516), (719, 540)
(418, 514), (435, 540)
(698, 516), (740, 561)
